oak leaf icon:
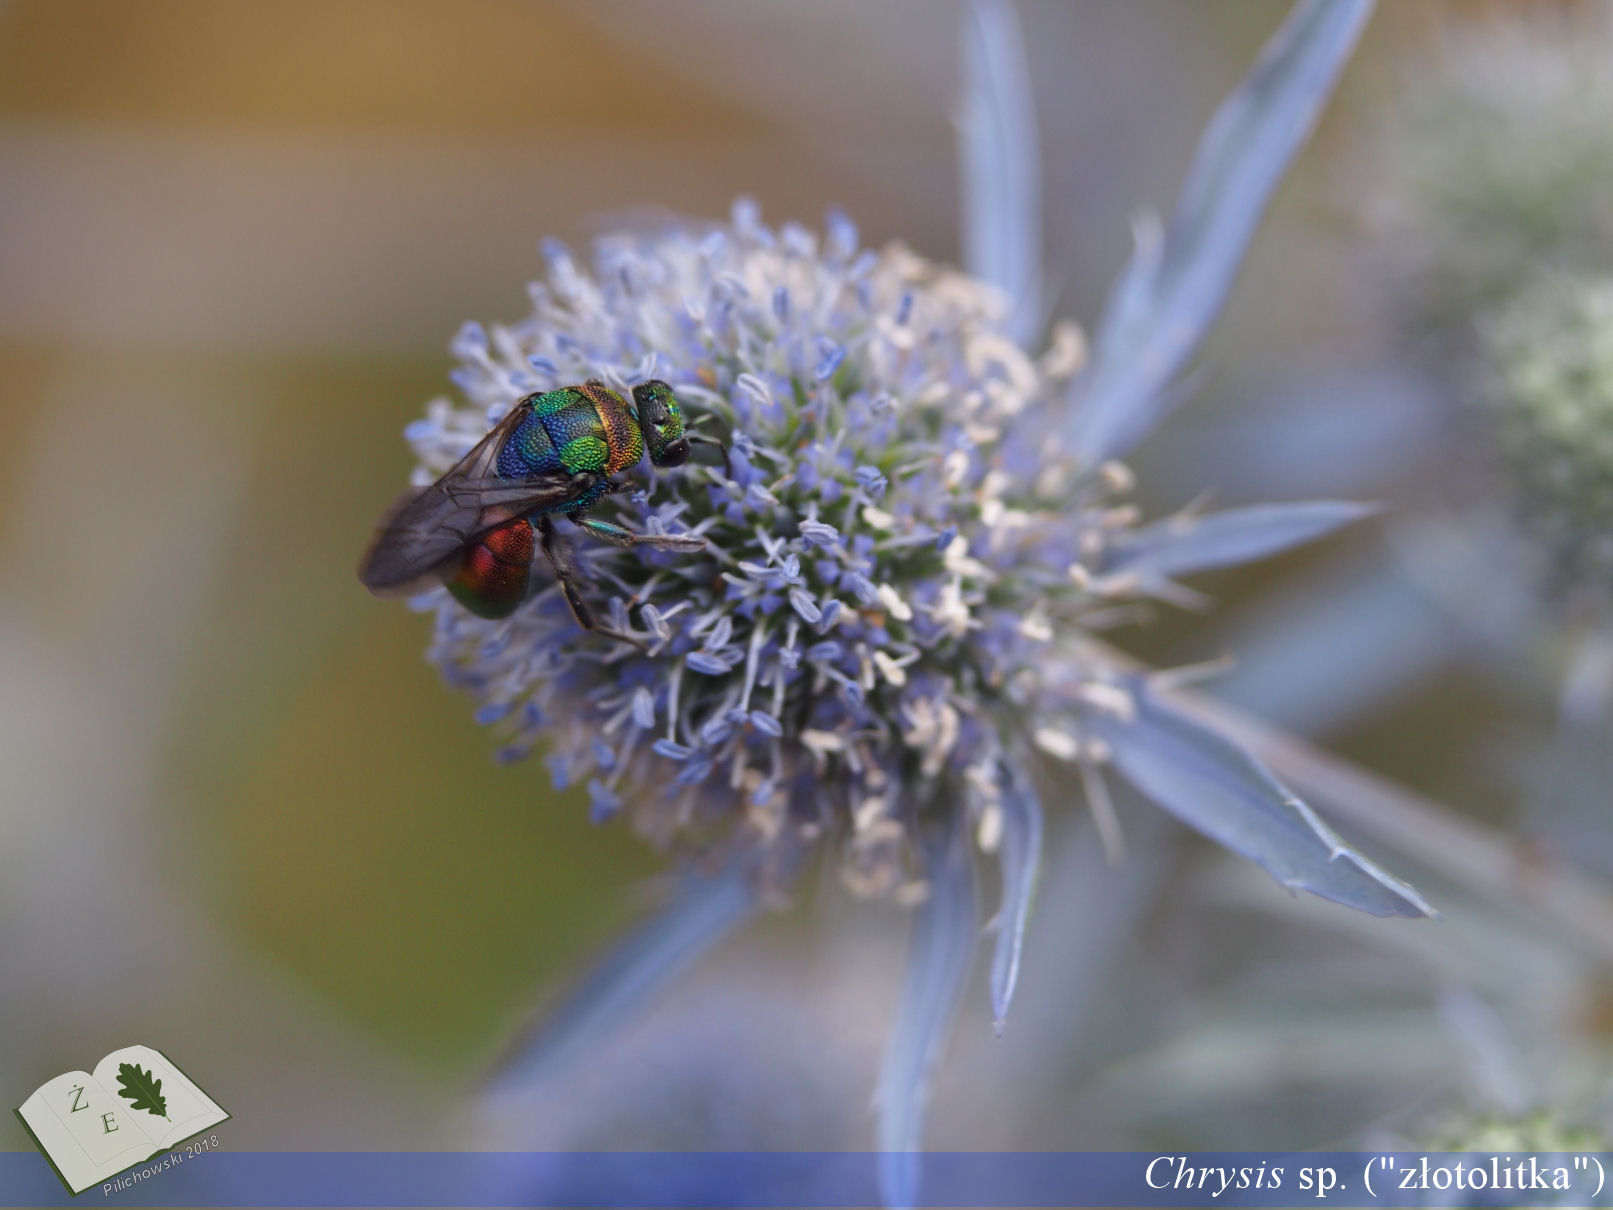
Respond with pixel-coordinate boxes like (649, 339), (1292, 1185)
(115, 1063), (169, 1120)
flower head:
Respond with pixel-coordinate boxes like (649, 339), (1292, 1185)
(1483, 273), (1613, 615)
(385, 1), (1423, 1034)
(1374, 10), (1613, 621)
(408, 199), (1124, 898)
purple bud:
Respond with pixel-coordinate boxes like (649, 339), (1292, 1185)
(799, 519), (841, 547)
(686, 651), (733, 676)
(815, 341), (846, 381)
(587, 779), (621, 823)
(631, 687), (656, 729)
(451, 321), (488, 357)
(652, 739), (692, 761)
(789, 588), (823, 624)
(474, 702), (511, 726)
(676, 757), (714, 786)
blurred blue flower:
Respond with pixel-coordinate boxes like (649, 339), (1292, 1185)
(389, 1), (1419, 1203)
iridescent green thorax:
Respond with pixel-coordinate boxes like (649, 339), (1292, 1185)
(496, 384), (644, 483)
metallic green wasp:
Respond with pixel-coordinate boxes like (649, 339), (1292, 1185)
(358, 379), (726, 643)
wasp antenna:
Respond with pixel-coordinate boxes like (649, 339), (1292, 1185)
(690, 433), (732, 480)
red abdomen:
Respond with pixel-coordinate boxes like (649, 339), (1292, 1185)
(445, 518), (535, 619)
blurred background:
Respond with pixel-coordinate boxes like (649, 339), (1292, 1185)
(3, 0), (1609, 1159)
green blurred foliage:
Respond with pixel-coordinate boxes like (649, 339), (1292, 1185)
(149, 350), (661, 1072)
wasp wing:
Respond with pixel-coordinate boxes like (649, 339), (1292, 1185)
(358, 409), (598, 596)
(358, 473), (595, 597)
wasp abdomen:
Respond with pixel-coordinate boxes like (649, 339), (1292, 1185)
(446, 517), (535, 619)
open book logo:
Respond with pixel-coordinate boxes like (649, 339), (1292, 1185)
(14, 1044), (229, 1197)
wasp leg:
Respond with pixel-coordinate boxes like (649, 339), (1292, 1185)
(689, 434), (732, 479)
(535, 516), (647, 651)
(569, 514), (707, 552)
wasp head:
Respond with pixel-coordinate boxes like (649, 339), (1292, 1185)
(633, 379), (690, 468)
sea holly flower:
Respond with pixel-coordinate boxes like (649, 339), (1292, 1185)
(385, 0), (1420, 1203)
(1373, 5), (1613, 613)
(1482, 273), (1613, 619)
(1368, 6), (1613, 724)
